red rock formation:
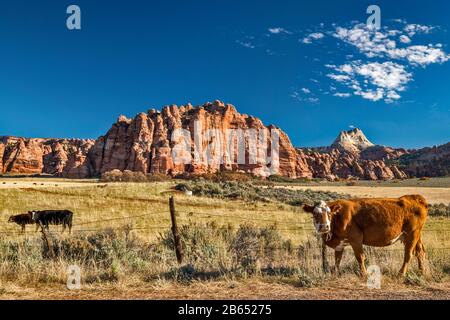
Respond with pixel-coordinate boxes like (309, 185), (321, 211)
(89, 101), (312, 178)
(1, 101), (447, 180)
(0, 137), (94, 178)
(297, 147), (408, 181)
(398, 143), (450, 177)
(0, 138), (44, 174)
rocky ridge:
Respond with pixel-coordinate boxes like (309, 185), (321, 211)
(1, 101), (447, 180)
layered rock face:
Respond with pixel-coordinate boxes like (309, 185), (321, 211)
(0, 137), (94, 178)
(296, 128), (409, 180)
(398, 143), (450, 177)
(88, 101), (311, 178)
(297, 147), (408, 181)
(1, 102), (448, 180)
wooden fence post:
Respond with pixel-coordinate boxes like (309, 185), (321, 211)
(321, 240), (329, 273)
(169, 196), (184, 264)
(39, 221), (55, 259)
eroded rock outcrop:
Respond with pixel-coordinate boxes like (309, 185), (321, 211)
(88, 101), (312, 178)
(1, 102), (447, 180)
(398, 142), (450, 177)
(296, 128), (410, 180)
(297, 146), (408, 181)
(0, 137), (94, 178)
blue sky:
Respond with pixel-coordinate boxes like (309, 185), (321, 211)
(0, 0), (449, 148)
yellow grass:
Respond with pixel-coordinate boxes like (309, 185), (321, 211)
(0, 178), (449, 299)
(1, 179), (448, 246)
(0, 181), (312, 244)
(276, 185), (450, 205)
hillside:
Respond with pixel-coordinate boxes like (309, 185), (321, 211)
(398, 143), (450, 177)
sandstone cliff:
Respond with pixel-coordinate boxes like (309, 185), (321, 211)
(88, 100), (312, 178)
(297, 147), (408, 181)
(1, 101), (448, 180)
(0, 137), (94, 178)
(295, 128), (409, 180)
(398, 143), (450, 177)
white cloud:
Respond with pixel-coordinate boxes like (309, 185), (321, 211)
(322, 20), (450, 102)
(355, 62), (412, 90)
(404, 24), (434, 37)
(356, 88), (385, 102)
(326, 61), (412, 102)
(268, 27), (291, 35)
(389, 45), (450, 66)
(333, 23), (449, 67)
(236, 39), (255, 49)
(327, 74), (351, 82)
(386, 90), (401, 100)
(334, 92), (351, 98)
(301, 87), (311, 94)
(302, 32), (324, 44)
(399, 35), (411, 44)
(290, 89), (319, 104)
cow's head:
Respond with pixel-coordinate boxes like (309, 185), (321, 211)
(303, 201), (341, 234)
(7, 215), (15, 223)
(29, 211), (38, 221)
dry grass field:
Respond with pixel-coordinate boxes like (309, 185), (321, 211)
(0, 177), (449, 300)
(274, 185), (450, 205)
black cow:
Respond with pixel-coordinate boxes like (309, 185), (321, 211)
(31, 210), (74, 234)
(8, 213), (37, 233)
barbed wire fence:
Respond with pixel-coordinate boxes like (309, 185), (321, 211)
(0, 196), (449, 269)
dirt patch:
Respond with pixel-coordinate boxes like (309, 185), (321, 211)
(0, 180), (97, 190)
(0, 279), (449, 300)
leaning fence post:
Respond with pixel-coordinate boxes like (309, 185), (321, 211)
(169, 196), (184, 264)
(39, 221), (55, 259)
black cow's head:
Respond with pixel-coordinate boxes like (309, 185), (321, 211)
(29, 211), (38, 221)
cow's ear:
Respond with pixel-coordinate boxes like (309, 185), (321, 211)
(303, 204), (315, 213)
(329, 204), (342, 215)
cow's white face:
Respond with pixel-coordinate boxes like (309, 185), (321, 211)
(30, 211), (38, 221)
(303, 201), (342, 234)
(312, 201), (332, 234)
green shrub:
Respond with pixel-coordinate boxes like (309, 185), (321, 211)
(175, 180), (351, 206)
(428, 203), (450, 217)
(100, 170), (172, 182)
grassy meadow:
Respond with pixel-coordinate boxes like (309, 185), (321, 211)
(0, 177), (449, 299)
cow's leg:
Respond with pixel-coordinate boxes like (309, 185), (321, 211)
(414, 235), (426, 274)
(21, 224), (25, 234)
(350, 241), (366, 277)
(334, 249), (344, 275)
(399, 230), (420, 276)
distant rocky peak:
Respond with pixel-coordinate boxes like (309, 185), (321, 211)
(331, 128), (375, 153)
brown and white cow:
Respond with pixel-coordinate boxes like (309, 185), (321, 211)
(303, 195), (428, 277)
